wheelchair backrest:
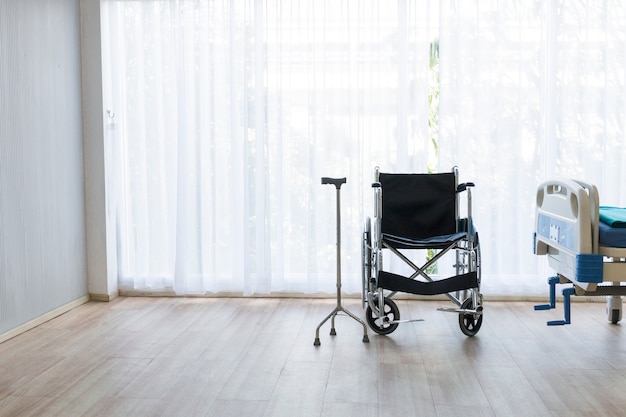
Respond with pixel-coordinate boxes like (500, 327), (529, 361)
(379, 172), (457, 239)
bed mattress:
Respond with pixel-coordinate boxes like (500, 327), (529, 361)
(599, 206), (626, 248)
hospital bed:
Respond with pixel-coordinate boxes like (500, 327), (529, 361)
(361, 167), (484, 336)
(534, 178), (626, 325)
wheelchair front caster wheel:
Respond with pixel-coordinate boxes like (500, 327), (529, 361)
(366, 297), (400, 335)
(459, 298), (482, 337)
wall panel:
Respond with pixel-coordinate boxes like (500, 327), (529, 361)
(0, 0), (87, 336)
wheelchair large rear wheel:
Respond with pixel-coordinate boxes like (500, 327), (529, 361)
(474, 232), (481, 287)
(459, 297), (482, 337)
(366, 297), (400, 335)
(361, 218), (372, 307)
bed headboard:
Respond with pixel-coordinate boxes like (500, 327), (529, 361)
(534, 178), (601, 285)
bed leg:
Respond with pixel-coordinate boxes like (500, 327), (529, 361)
(547, 287), (574, 326)
(535, 276), (559, 311)
(606, 295), (622, 324)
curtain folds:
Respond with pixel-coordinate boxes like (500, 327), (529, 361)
(438, 0), (626, 295)
(101, 0), (626, 296)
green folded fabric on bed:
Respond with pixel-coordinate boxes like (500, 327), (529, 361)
(599, 206), (626, 228)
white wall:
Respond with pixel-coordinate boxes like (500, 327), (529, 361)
(0, 0), (89, 336)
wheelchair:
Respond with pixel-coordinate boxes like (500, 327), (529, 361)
(361, 167), (484, 336)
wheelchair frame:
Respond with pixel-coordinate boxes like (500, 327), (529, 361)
(361, 167), (484, 336)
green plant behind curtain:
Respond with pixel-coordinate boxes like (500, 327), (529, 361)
(427, 37), (439, 275)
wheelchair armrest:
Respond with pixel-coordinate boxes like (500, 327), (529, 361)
(457, 182), (475, 192)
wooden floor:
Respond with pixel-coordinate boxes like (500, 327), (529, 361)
(1, 297), (626, 417)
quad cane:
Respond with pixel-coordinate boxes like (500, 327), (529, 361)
(314, 177), (369, 346)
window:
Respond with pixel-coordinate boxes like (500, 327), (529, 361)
(102, 0), (626, 296)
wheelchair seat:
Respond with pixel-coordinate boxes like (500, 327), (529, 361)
(361, 167), (484, 337)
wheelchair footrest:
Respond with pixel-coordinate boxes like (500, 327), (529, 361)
(389, 318), (425, 324)
(437, 307), (483, 315)
(378, 270), (478, 296)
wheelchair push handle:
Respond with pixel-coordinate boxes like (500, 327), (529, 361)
(321, 177), (347, 189)
(457, 182), (475, 192)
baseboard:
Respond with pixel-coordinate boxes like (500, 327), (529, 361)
(0, 295), (90, 345)
(89, 290), (120, 302)
(117, 289), (609, 303)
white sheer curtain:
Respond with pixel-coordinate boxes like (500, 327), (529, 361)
(438, 0), (626, 295)
(101, 0), (626, 297)
(101, 0), (436, 295)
